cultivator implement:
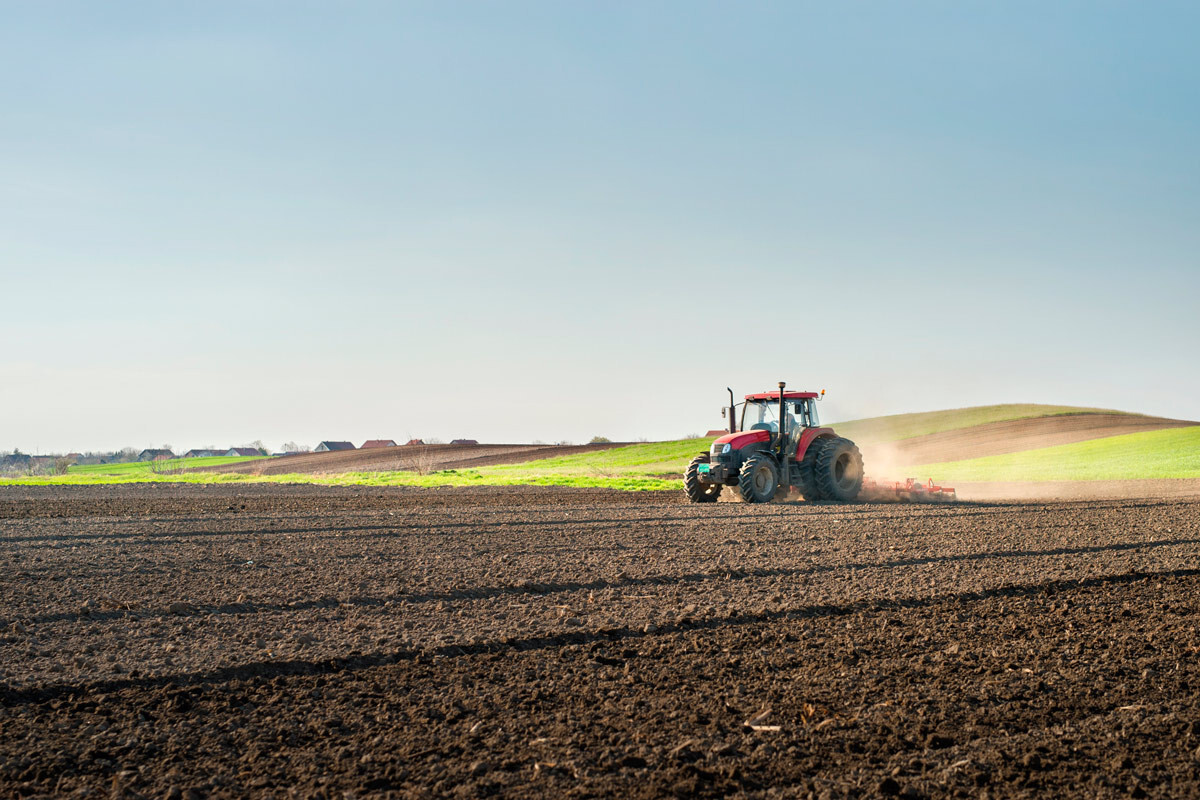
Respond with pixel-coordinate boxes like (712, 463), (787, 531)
(860, 477), (957, 503)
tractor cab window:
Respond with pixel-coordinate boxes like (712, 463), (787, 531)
(740, 401), (779, 434)
(792, 398), (819, 428)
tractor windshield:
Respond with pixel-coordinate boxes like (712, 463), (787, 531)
(740, 401), (779, 433)
(740, 399), (818, 434)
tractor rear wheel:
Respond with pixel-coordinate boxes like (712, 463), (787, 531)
(738, 453), (779, 503)
(684, 453), (723, 503)
(814, 438), (864, 502)
(796, 437), (827, 501)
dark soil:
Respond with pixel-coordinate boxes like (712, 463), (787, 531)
(3, 484), (1200, 798)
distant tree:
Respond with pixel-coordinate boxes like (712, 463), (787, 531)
(119, 447), (138, 462)
(250, 439), (267, 454)
(162, 444), (173, 453)
(53, 457), (71, 475)
(589, 436), (611, 444)
(282, 441), (310, 453)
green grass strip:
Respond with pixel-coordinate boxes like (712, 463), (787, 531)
(1, 469), (679, 492)
(67, 455), (266, 476)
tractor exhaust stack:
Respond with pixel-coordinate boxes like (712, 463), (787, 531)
(777, 381), (789, 492)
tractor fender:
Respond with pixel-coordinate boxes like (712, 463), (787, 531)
(795, 428), (837, 461)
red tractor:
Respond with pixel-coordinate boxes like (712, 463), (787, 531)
(685, 382), (864, 504)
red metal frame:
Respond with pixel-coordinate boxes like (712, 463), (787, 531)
(743, 390), (819, 401)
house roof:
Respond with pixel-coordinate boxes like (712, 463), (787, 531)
(227, 447), (261, 456)
(139, 449), (174, 456)
(405, 439), (425, 446)
(360, 439), (397, 449)
(450, 439), (479, 445)
(318, 441), (356, 451)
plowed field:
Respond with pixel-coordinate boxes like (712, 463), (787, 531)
(4, 484), (1200, 798)
(871, 413), (1194, 468)
(201, 442), (625, 476)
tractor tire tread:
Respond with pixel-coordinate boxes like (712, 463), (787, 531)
(814, 437), (864, 502)
(796, 437), (827, 501)
(738, 452), (779, 504)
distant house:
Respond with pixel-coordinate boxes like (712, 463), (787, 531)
(314, 441), (355, 452)
(450, 439), (479, 446)
(360, 439), (398, 449)
(225, 447), (263, 457)
(1, 453), (32, 469)
(184, 449), (222, 458)
(405, 439), (425, 446)
(138, 449), (175, 461)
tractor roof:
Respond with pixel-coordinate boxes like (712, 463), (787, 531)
(745, 390), (819, 401)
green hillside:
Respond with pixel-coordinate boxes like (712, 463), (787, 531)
(829, 404), (1136, 444)
(913, 426), (1200, 482)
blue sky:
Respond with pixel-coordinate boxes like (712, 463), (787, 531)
(3, 1), (1198, 452)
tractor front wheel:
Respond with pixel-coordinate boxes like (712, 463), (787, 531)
(814, 437), (864, 502)
(738, 453), (779, 503)
(684, 453), (723, 503)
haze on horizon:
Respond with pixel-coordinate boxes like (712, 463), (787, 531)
(3, 2), (1198, 454)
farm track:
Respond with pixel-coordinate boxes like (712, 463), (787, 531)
(3, 484), (1200, 798)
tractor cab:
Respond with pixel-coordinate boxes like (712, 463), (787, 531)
(741, 392), (819, 428)
(740, 393), (820, 443)
(726, 390), (821, 454)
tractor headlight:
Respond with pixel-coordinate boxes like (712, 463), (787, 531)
(721, 443), (731, 454)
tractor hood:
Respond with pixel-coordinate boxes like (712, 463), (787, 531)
(712, 430), (770, 450)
